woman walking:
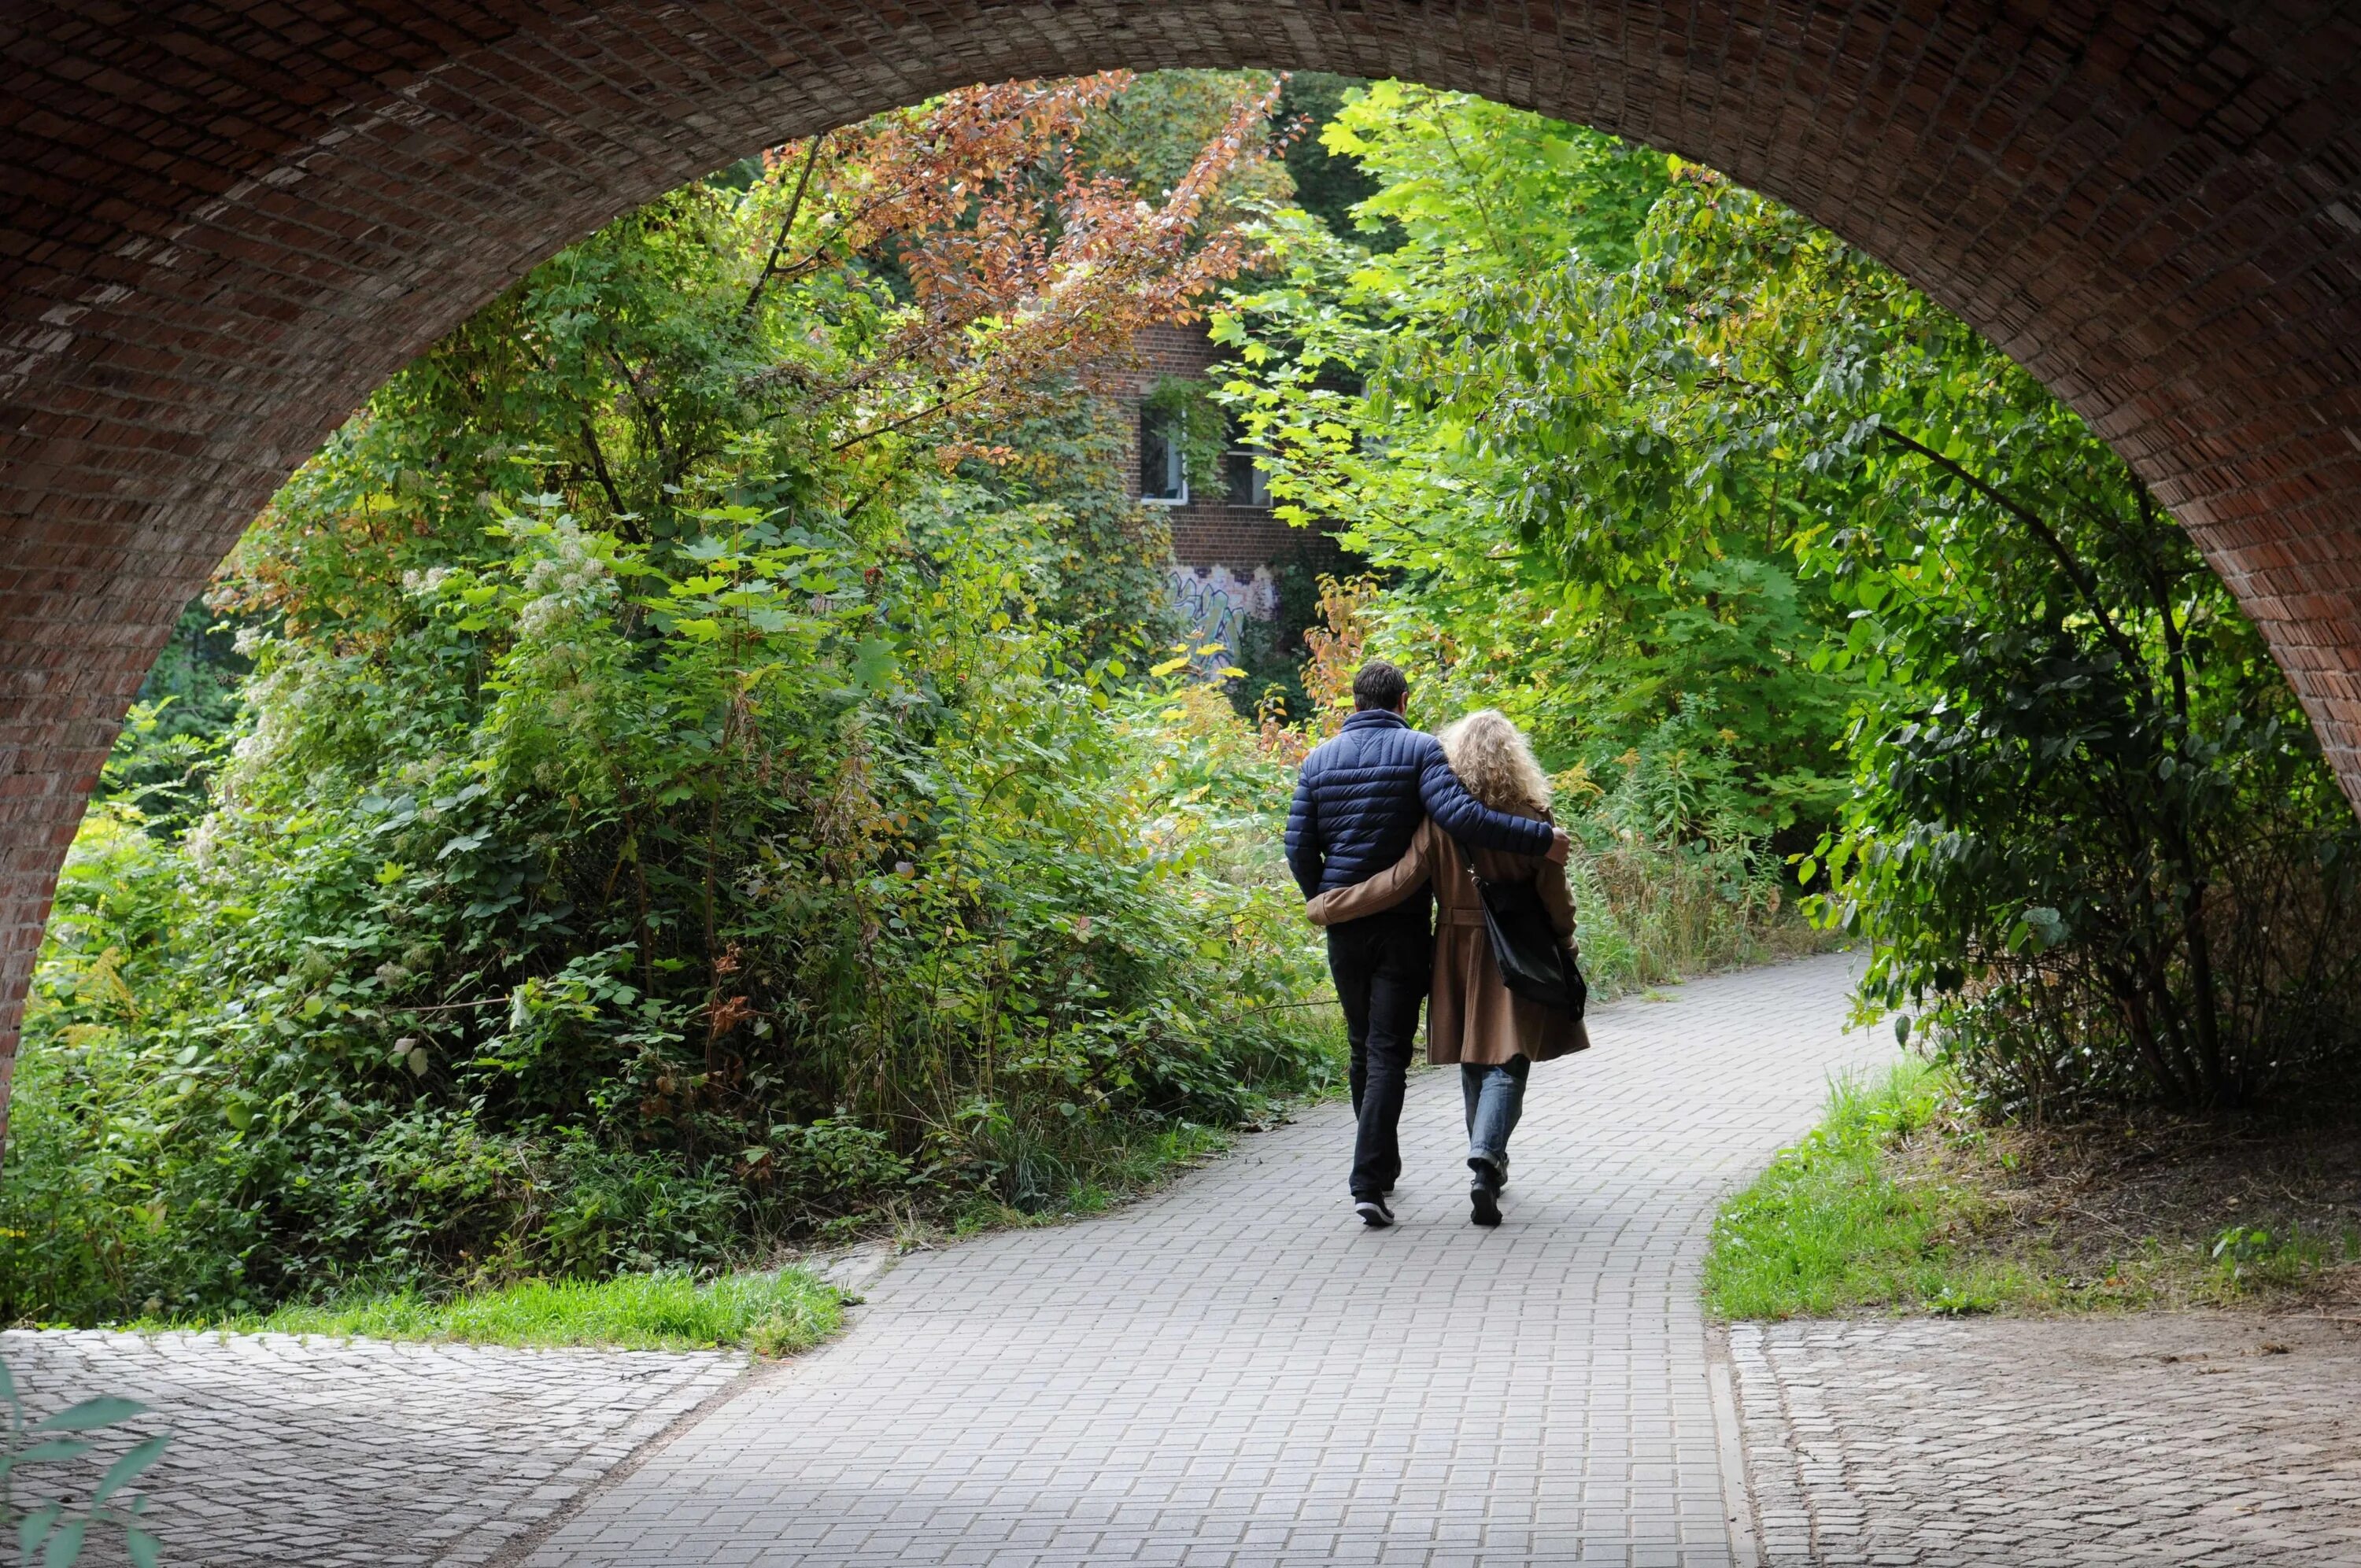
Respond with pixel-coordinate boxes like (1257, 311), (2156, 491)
(1306, 710), (1587, 1226)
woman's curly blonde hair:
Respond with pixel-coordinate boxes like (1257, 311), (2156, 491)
(1439, 709), (1551, 814)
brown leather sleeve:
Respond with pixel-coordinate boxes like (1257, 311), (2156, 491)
(1304, 819), (1436, 927)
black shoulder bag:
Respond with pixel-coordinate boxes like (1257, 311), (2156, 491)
(1469, 870), (1588, 1019)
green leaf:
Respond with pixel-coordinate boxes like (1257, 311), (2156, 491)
(42, 1520), (86, 1568)
(34, 1397), (146, 1434)
(16, 1504), (61, 1563)
(849, 638), (898, 692)
(93, 1433), (170, 1504)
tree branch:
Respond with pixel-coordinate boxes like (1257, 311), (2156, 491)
(829, 385), (983, 452)
(575, 419), (637, 540)
(743, 135), (828, 321)
(1874, 423), (2149, 681)
(602, 344), (674, 481)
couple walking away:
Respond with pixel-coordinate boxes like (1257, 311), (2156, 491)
(1287, 659), (1591, 1229)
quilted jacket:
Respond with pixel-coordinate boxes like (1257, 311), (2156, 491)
(1284, 710), (1555, 900)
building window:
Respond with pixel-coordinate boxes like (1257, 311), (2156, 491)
(1140, 409), (1188, 504)
(1225, 448), (1271, 508)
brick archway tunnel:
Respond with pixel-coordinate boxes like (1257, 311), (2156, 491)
(5, 2), (2361, 1125)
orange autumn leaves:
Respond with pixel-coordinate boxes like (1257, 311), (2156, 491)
(743, 72), (1282, 454)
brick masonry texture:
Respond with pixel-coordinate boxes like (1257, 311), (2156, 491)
(0, 1328), (745, 1567)
(3, 2), (2360, 1131)
(1731, 1313), (2361, 1565)
(520, 953), (1882, 1567)
(1119, 319), (1347, 575)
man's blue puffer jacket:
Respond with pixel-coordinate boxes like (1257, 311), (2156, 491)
(1285, 709), (1554, 898)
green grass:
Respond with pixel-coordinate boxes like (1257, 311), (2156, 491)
(155, 1267), (844, 1356)
(1704, 1060), (2361, 1319)
(1704, 1059), (2033, 1319)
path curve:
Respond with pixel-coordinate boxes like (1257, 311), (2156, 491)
(527, 953), (1875, 1567)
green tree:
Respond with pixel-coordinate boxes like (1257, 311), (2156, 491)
(1219, 88), (1842, 836)
(1222, 87), (2361, 1106)
(1478, 171), (2361, 1109)
(1, 76), (1332, 1325)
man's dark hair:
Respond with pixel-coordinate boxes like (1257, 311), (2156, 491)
(1352, 659), (1409, 713)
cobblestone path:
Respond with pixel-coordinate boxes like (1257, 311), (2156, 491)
(1732, 1313), (2361, 1566)
(526, 954), (1877, 1568)
(20, 954), (2361, 1565)
(0, 1330), (743, 1567)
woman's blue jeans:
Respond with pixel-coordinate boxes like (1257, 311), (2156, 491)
(1461, 1056), (1530, 1184)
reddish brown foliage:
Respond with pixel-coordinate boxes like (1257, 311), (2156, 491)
(752, 72), (1281, 445)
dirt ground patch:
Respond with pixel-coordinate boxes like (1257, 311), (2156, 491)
(1902, 1099), (2361, 1313)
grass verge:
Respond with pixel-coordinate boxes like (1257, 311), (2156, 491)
(1703, 1058), (2361, 1319)
(153, 1267), (844, 1356)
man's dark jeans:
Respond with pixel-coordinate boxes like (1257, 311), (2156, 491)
(1326, 909), (1432, 1200)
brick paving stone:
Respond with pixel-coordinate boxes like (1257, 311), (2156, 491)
(527, 953), (1880, 1567)
(0, 1329), (743, 1567)
(1731, 1312), (2361, 1565)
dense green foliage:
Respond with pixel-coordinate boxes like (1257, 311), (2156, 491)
(102, 602), (251, 836)
(1224, 84), (2361, 1107)
(2, 77), (1336, 1326)
(1486, 172), (2361, 1110)
(1224, 90), (1841, 816)
(1272, 73), (1387, 244)
(1221, 85), (1842, 977)
(14, 72), (2361, 1337)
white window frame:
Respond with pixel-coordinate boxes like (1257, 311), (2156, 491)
(1140, 408), (1188, 505)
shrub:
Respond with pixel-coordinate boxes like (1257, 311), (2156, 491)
(1, 69), (1332, 1323)
(1809, 408), (2361, 1112)
(1, 497), (1332, 1325)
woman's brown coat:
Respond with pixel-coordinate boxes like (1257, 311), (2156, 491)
(1306, 813), (1591, 1066)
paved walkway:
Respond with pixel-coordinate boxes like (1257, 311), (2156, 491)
(20, 953), (2361, 1564)
(1732, 1313), (2361, 1566)
(6, 954), (1875, 1567)
(0, 1330), (742, 1567)
(525, 954), (1877, 1567)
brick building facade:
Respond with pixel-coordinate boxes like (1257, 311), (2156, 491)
(4, 3), (2361, 1128)
(1113, 319), (1347, 656)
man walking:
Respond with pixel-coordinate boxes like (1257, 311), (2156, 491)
(1286, 659), (1571, 1227)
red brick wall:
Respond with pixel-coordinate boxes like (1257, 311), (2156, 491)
(6, 2), (2361, 1134)
(1116, 319), (1348, 577)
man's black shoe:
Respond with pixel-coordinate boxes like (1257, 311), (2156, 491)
(1354, 1197), (1395, 1228)
(1469, 1179), (1502, 1227)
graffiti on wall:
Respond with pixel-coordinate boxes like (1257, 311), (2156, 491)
(1167, 564), (1277, 674)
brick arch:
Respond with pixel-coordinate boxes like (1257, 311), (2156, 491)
(5, 2), (2359, 1124)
